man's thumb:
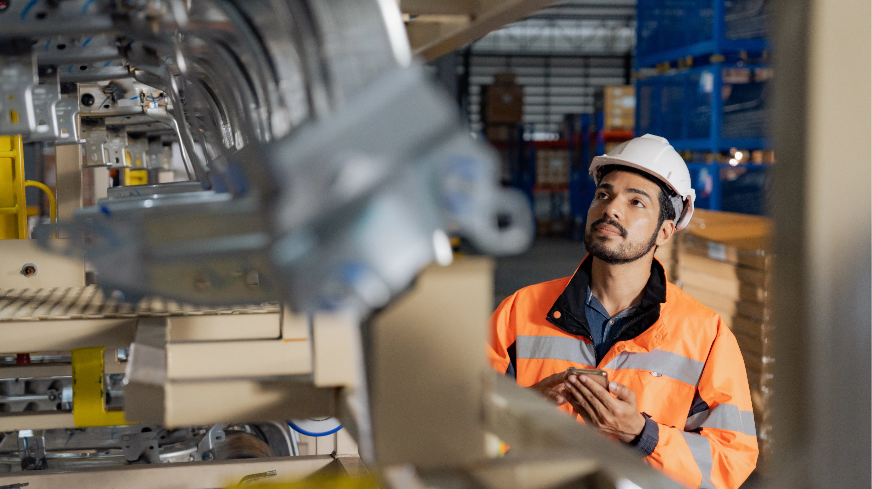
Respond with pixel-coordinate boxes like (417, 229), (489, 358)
(610, 381), (634, 402)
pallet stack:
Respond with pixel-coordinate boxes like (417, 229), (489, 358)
(673, 209), (773, 469)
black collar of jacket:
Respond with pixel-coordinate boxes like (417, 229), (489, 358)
(546, 255), (668, 344)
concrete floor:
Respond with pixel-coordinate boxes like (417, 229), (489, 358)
(493, 236), (587, 310)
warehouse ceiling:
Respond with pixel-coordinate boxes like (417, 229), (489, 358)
(402, 0), (636, 61)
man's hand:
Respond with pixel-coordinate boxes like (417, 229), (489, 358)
(564, 374), (645, 443)
(530, 371), (570, 405)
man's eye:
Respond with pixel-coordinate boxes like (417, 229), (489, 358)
(596, 192), (608, 199)
(632, 199), (644, 207)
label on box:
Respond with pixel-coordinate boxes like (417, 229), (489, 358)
(708, 242), (727, 261)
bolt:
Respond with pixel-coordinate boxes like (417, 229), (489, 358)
(81, 93), (95, 106)
(21, 264), (37, 277)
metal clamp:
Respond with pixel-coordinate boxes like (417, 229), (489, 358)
(17, 430), (46, 471)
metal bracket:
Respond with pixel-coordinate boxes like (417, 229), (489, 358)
(81, 119), (109, 167)
(105, 128), (129, 167)
(0, 54), (38, 136)
(127, 136), (149, 168)
(121, 430), (161, 464)
(54, 98), (82, 145)
(28, 73), (61, 142)
(147, 139), (174, 170)
(196, 424), (226, 461)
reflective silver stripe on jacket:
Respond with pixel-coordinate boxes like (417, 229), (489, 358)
(516, 335), (596, 366)
(516, 336), (704, 386)
(686, 403), (757, 437)
(680, 431), (715, 489)
(604, 349), (705, 386)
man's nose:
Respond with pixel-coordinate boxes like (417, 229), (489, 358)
(602, 198), (624, 221)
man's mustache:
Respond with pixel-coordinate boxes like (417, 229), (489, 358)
(589, 218), (628, 238)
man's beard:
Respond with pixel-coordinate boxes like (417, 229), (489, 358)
(583, 217), (659, 265)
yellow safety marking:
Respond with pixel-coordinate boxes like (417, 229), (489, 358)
(125, 169), (149, 186)
(0, 136), (27, 239)
(71, 346), (131, 427)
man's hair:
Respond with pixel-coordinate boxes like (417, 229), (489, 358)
(597, 164), (677, 228)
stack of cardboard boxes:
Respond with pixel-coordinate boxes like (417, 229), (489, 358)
(672, 209), (773, 469)
(482, 73), (524, 143)
(533, 148), (570, 236)
(594, 85), (636, 131)
(535, 149), (569, 188)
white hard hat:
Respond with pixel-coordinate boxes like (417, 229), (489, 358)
(589, 134), (696, 231)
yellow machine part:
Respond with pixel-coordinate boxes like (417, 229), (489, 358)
(0, 135), (27, 239)
(71, 347), (131, 427)
(125, 169), (149, 186)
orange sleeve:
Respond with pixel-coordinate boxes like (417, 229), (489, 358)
(488, 292), (518, 375)
(645, 318), (759, 489)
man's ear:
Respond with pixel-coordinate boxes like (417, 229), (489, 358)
(656, 220), (676, 246)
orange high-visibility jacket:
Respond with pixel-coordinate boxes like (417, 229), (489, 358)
(489, 256), (758, 489)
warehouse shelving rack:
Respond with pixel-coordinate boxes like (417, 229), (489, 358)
(635, 63), (771, 153)
(633, 0), (773, 216)
(635, 0), (770, 69)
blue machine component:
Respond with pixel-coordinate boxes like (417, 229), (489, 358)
(636, 63), (771, 152)
(636, 0), (770, 68)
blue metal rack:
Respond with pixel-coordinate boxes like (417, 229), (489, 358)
(687, 162), (771, 215)
(636, 0), (770, 68)
(636, 63), (771, 152)
(567, 114), (594, 239)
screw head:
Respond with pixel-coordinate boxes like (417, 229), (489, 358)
(81, 93), (95, 107)
(21, 264), (37, 277)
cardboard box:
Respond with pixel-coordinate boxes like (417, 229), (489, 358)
(677, 266), (744, 299)
(681, 233), (771, 271)
(684, 209), (772, 255)
(535, 149), (569, 187)
(680, 284), (739, 317)
(482, 84), (524, 124)
(595, 86), (636, 130)
(485, 124), (520, 143)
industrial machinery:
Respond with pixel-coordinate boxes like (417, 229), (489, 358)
(0, 1), (679, 487)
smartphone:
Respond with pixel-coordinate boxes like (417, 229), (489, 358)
(565, 368), (609, 390)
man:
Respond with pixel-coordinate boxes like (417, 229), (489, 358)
(489, 135), (758, 489)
